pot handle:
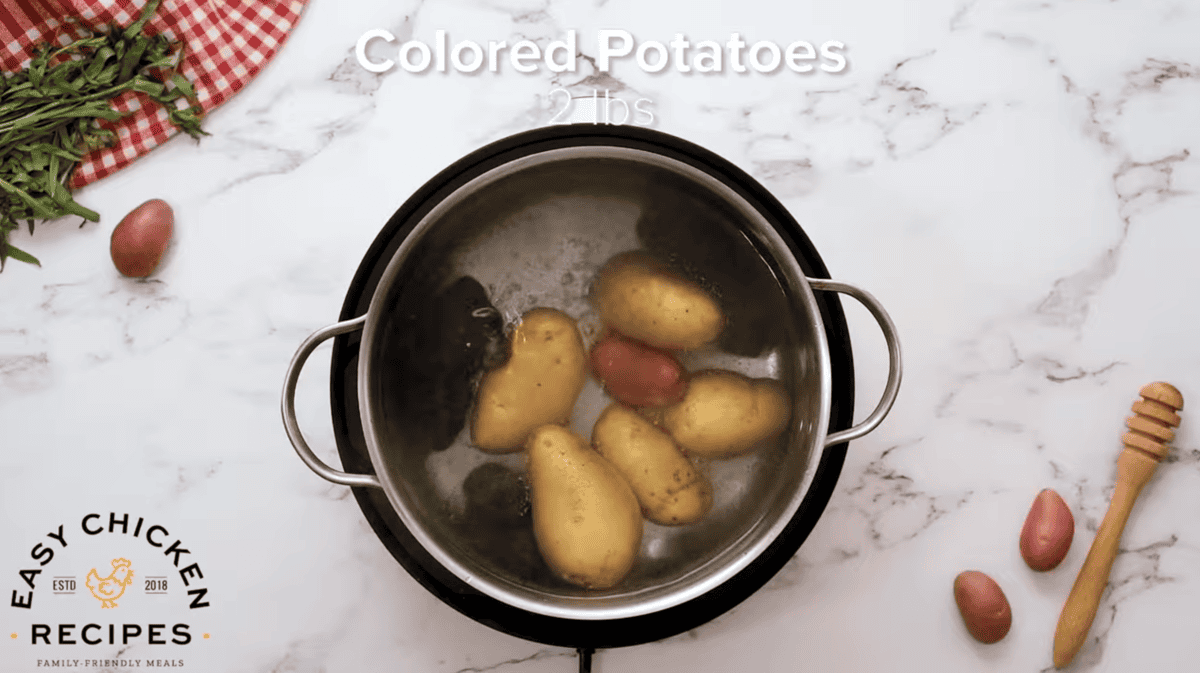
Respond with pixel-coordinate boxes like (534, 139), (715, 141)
(808, 278), (902, 448)
(281, 315), (382, 489)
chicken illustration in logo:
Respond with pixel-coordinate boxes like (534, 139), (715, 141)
(85, 558), (134, 608)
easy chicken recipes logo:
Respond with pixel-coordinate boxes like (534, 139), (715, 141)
(7, 513), (212, 668)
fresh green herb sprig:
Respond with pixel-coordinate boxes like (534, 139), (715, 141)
(0, 0), (207, 270)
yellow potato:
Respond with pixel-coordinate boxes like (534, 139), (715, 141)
(658, 370), (791, 458)
(592, 251), (725, 350)
(526, 425), (643, 589)
(471, 308), (587, 453)
(593, 403), (712, 526)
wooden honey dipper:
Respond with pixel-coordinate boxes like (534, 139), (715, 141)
(1053, 381), (1184, 668)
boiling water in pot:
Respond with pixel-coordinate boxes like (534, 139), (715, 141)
(367, 153), (819, 598)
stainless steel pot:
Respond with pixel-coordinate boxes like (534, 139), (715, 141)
(281, 126), (901, 645)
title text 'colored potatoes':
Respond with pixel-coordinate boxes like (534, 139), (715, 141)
(591, 251), (725, 350)
(471, 308), (587, 452)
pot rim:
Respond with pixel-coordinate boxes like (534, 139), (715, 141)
(356, 145), (834, 621)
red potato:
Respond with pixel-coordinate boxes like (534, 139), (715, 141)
(953, 570), (1012, 644)
(1020, 489), (1074, 571)
(111, 199), (173, 278)
(590, 332), (687, 408)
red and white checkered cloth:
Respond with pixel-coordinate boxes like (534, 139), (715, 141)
(1, 0), (308, 188)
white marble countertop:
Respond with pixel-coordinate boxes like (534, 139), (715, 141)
(3, 0), (1199, 671)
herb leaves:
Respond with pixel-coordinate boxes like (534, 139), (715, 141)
(0, 0), (207, 270)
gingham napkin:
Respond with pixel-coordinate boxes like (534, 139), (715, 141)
(1, 0), (308, 188)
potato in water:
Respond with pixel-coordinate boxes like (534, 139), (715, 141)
(590, 331), (688, 408)
(593, 403), (712, 526)
(654, 370), (790, 459)
(591, 251), (725, 351)
(472, 308), (587, 452)
(527, 425), (643, 589)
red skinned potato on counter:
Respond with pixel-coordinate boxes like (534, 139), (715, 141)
(1020, 489), (1074, 571)
(953, 571), (1012, 644)
(591, 251), (726, 351)
(647, 370), (791, 459)
(111, 199), (173, 278)
(471, 308), (588, 452)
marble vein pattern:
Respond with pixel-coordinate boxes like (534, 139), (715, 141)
(2, 0), (1198, 672)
